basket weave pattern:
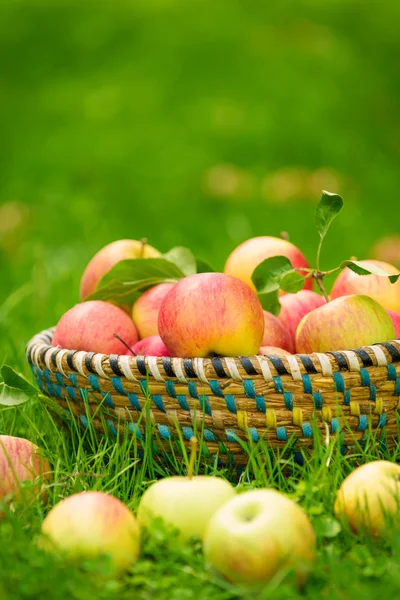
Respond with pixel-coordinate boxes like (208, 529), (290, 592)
(26, 329), (400, 465)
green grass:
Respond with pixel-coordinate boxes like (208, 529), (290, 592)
(1, 0), (400, 597)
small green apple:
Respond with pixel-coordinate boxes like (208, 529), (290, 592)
(137, 438), (235, 541)
(334, 460), (400, 538)
(203, 489), (316, 587)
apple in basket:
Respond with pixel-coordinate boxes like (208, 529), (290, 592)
(296, 294), (395, 354)
(80, 238), (160, 300)
(203, 489), (316, 587)
(132, 283), (175, 339)
(158, 273), (264, 358)
(137, 438), (235, 541)
(331, 259), (400, 311)
(261, 311), (294, 353)
(258, 346), (292, 356)
(224, 236), (313, 292)
(130, 335), (170, 357)
(0, 435), (50, 511)
(278, 290), (326, 342)
(52, 300), (139, 354)
(387, 309), (400, 338)
(39, 491), (140, 575)
(334, 461), (400, 539)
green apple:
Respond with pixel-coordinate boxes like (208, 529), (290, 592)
(203, 489), (316, 587)
(334, 460), (400, 539)
(137, 438), (235, 541)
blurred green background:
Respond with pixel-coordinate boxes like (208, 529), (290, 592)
(1, 0), (400, 367)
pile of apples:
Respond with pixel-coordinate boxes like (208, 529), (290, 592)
(2, 433), (400, 587)
(52, 235), (400, 359)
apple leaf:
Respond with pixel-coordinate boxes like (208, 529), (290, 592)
(0, 365), (38, 407)
(162, 247), (197, 277)
(280, 271), (305, 294)
(251, 256), (295, 315)
(195, 257), (215, 273)
(315, 190), (344, 240)
(86, 277), (174, 304)
(341, 260), (400, 283)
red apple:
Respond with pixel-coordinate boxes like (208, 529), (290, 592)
(331, 260), (400, 311)
(158, 273), (264, 358)
(39, 491), (140, 575)
(132, 283), (175, 339)
(80, 239), (160, 300)
(52, 301), (139, 354)
(258, 346), (292, 356)
(296, 295), (395, 354)
(387, 309), (400, 338)
(224, 236), (312, 292)
(0, 435), (50, 509)
(278, 290), (326, 341)
(262, 311), (294, 353)
(131, 335), (170, 357)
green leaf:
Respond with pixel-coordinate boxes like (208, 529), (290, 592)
(341, 260), (400, 283)
(87, 277), (173, 304)
(280, 271), (305, 294)
(1, 365), (37, 397)
(96, 258), (185, 289)
(162, 247), (197, 277)
(195, 257), (215, 273)
(315, 190), (344, 239)
(0, 365), (38, 407)
(251, 256), (295, 316)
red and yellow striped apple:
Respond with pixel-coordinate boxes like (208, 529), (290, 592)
(296, 295), (395, 354)
(0, 435), (50, 509)
(224, 236), (312, 292)
(52, 301), (139, 354)
(334, 461), (400, 539)
(331, 260), (400, 311)
(203, 489), (316, 587)
(39, 491), (140, 575)
(132, 283), (175, 339)
(387, 309), (400, 338)
(278, 290), (326, 341)
(262, 311), (294, 353)
(80, 239), (160, 300)
(158, 273), (264, 358)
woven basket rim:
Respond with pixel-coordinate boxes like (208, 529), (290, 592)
(26, 327), (400, 381)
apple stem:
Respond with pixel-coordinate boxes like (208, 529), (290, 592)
(312, 272), (331, 303)
(139, 237), (148, 258)
(188, 436), (197, 480)
(113, 333), (137, 355)
(280, 231), (289, 241)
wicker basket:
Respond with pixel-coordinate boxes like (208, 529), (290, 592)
(26, 328), (400, 467)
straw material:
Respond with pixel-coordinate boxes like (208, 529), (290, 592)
(26, 328), (400, 466)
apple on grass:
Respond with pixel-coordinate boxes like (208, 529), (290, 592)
(296, 294), (395, 354)
(80, 239), (160, 301)
(39, 491), (140, 575)
(331, 259), (400, 311)
(52, 300), (139, 354)
(334, 461), (400, 539)
(203, 489), (316, 587)
(158, 273), (264, 358)
(278, 290), (326, 341)
(0, 435), (50, 511)
(137, 438), (235, 541)
(224, 236), (313, 292)
(132, 283), (175, 339)
(262, 311), (294, 353)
